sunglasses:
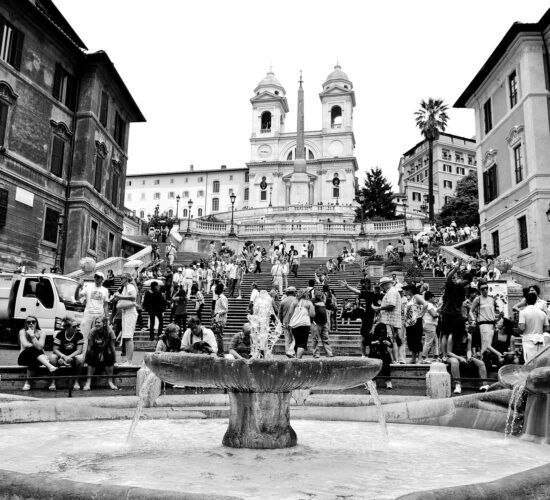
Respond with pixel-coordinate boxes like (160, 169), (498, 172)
(480, 287), (488, 291)
(27, 320), (36, 324)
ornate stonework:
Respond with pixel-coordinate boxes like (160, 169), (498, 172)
(483, 149), (498, 168)
(0, 81), (18, 105)
(50, 120), (72, 141)
(95, 140), (108, 158)
(506, 125), (524, 146)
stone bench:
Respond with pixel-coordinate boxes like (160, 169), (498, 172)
(0, 365), (139, 392)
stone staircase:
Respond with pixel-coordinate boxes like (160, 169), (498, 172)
(105, 252), (449, 356)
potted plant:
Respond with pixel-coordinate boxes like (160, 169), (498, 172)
(384, 254), (403, 272)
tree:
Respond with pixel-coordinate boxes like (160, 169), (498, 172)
(356, 167), (396, 220)
(414, 98), (449, 224)
(439, 171), (480, 227)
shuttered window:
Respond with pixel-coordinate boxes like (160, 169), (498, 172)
(111, 171), (119, 207)
(0, 16), (24, 70)
(50, 136), (65, 177)
(99, 91), (109, 127)
(53, 64), (77, 111)
(0, 100), (8, 147)
(113, 112), (125, 148)
(43, 207), (59, 244)
(94, 155), (103, 192)
(0, 187), (8, 228)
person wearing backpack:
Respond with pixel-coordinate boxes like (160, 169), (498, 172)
(287, 288), (315, 359)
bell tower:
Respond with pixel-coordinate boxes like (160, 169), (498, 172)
(319, 64), (355, 134)
(250, 69), (289, 138)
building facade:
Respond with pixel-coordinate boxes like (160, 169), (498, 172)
(0, 0), (144, 273)
(124, 65), (358, 219)
(455, 8), (550, 277)
(396, 133), (477, 217)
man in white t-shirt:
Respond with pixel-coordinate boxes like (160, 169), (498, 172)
(79, 271), (110, 339)
(180, 316), (217, 356)
(518, 292), (550, 363)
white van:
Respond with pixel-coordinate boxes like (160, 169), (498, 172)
(0, 273), (84, 340)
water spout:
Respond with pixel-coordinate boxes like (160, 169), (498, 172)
(127, 371), (159, 443)
(365, 380), (389, 443)
(504, 384), (525, 439)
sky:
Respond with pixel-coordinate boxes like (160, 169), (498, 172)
(54, 0), (550, 189)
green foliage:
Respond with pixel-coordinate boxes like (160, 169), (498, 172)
(356, 167), (396, 220)
(403, 262), (424, 283)
(357, 247), (376, 257)
(439, 171), (480, 227)
(414, 98), (449, 140)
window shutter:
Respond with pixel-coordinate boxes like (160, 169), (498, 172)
(65, 74), (77, 111)
(0, 101), (8, 147)
(12, 28), (23, 70)
(53, 64), (62, 100)
(50, 136), (65, 177)
(0, 187), (8, 228)
(111, 171), (119, 207)
(94, 156), (103, 192)
(99, 92), (108, 126)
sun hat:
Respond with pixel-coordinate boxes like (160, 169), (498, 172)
(94, 271), (105, 279)
(379, 276), (393, 285)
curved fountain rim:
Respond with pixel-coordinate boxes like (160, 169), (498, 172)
(0, 394), (549, 500)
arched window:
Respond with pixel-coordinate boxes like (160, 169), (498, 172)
(168, 209), (173, 217)
(213, 180), (220, 193)
(285, 147), (315, 161)
(183, 208), (188, 218)
(260, 111), (272, 132)
(212, 198), (219, 211)
(197, 208), (203, 217)
(331, 106), (343, 128)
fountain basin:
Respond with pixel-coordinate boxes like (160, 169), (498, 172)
(144, 353), (381, 392)
(144, 353), (382, 449)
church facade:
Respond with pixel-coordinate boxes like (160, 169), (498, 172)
(125, 65), (358, 217)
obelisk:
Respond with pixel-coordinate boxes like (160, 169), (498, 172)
(289, 71), (310, 205)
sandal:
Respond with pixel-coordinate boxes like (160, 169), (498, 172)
(83, 385), (91, 391)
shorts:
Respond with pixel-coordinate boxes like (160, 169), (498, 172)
(440, 313), (464, 338)
(121, 308), (138, 340)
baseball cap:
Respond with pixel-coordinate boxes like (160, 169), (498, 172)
(379, 276), (393, 285)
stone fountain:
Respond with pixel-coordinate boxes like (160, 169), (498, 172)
(145, 290), (381, 448)
(499, 345), (550, 443)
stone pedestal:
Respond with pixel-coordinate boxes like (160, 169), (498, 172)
(426, 362), (451, 399)
(222, 391), (297, 449)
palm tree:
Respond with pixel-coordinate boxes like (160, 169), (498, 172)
(414, 98), (449, 224)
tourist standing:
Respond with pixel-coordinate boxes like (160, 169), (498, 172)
(403, 284), (427, 364)
(183, 264), (194, 297)
(518, 292), (550, 363)
(164, 266), (174, 302)
(117, 273), (138, 365)
(279, 287), (297, 357)
(372, 277), (404, 363)
(307, 240), (314, 258)
(78, 272), (109, 343)
(253, 248), (263, 274)
(470, 281), (499, 357)
(226, 259), (237, 298)
(421, 291), (440, 362)
(288, 288), (315, 359)
(172, 267), (184, 296)
(143, 281), (166, 341)
(291, 250), (300, 278)
(311, 292), (334, 358)
(165, 243), (177, 267)
(213, 283), (228, 356)
(271, 260), (284, 295)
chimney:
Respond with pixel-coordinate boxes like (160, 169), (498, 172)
(190, 164), (194, 172)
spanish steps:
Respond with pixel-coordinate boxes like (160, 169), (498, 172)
(107, 249), (448, 356)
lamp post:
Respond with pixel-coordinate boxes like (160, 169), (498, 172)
(359, 192), (366, 236)
(185, 199), (193, 237)
(229, 192), (236, 237)
(268, 186), (273, 207)
(176, 194), (181, 220)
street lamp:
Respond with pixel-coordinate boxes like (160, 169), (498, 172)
(176, 194), (181, 220)
(359, 192), (366, 236)
(185, 199), (193, 237)
(229, 192), (237, 237)
(268, 186), (273, 207)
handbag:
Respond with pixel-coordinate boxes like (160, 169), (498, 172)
(289, 300), (311, 329)
(116, 299), (135, 311)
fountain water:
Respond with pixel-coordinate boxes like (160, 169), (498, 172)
(504, 383), (525, 439)
(127, 370), (160, 442)
(365, 380), (389, 443)
(144, 291), (382, 448)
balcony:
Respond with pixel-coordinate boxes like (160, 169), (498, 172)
(260, 128), (271, 134)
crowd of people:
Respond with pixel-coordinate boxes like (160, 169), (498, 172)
(14, 234), (550, 395)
